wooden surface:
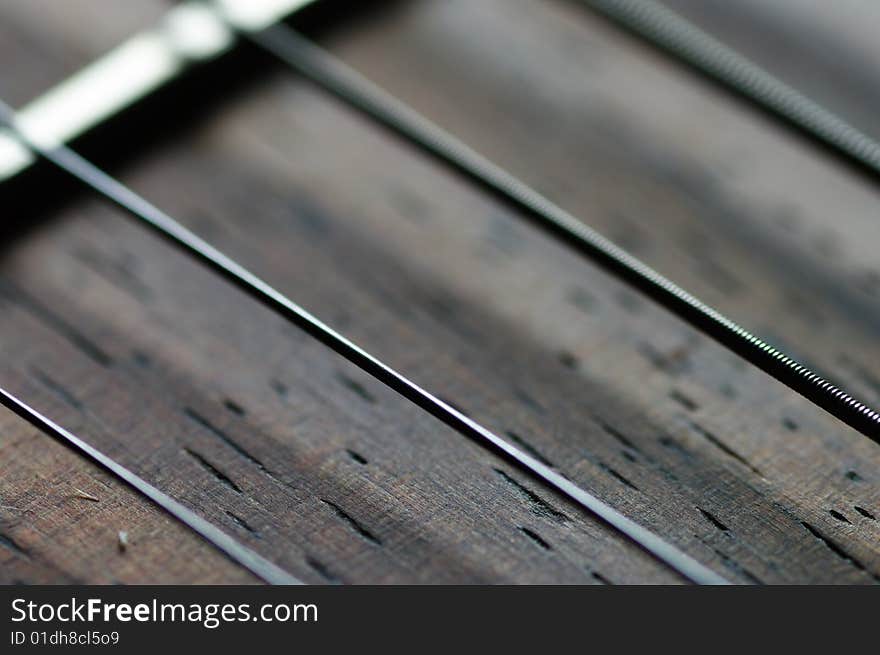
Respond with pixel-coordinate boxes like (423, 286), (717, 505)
(0, 0), (878, 584)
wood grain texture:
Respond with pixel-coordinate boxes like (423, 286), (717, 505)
(0, 408), (258, 584)
(1, 0), (879, 584)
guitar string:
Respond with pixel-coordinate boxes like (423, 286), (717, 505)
(4, 1), (876, 584)
(240, 21), (880, 444)
(0, 102), (729, 586)
(575, 0), (880, 183)
(0, 385), (303, 585)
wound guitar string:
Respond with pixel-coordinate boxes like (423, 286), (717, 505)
(6, 0), (880, 585)
(238, 20), (880, 442)
(577, 0), (880, 183)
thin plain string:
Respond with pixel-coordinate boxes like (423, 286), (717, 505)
(0, 385), (303, 584)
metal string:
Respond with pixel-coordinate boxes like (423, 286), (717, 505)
(0, 384), (303, 585)
(576, 0), (880, 183)
(0, 101), (729, 586)
(239, 21), (880, 444)
(3, 0), (877, 585)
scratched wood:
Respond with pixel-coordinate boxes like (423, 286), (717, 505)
(0, 0), (257, 585)
(0, 408), (258, 584)
(1, 0), (879, 584)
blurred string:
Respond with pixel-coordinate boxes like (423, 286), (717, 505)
(2, 0), (879, 584)
(576, 0), (880, 182)
(232, 20), (880, 443)
(0, 100), (729, 586)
